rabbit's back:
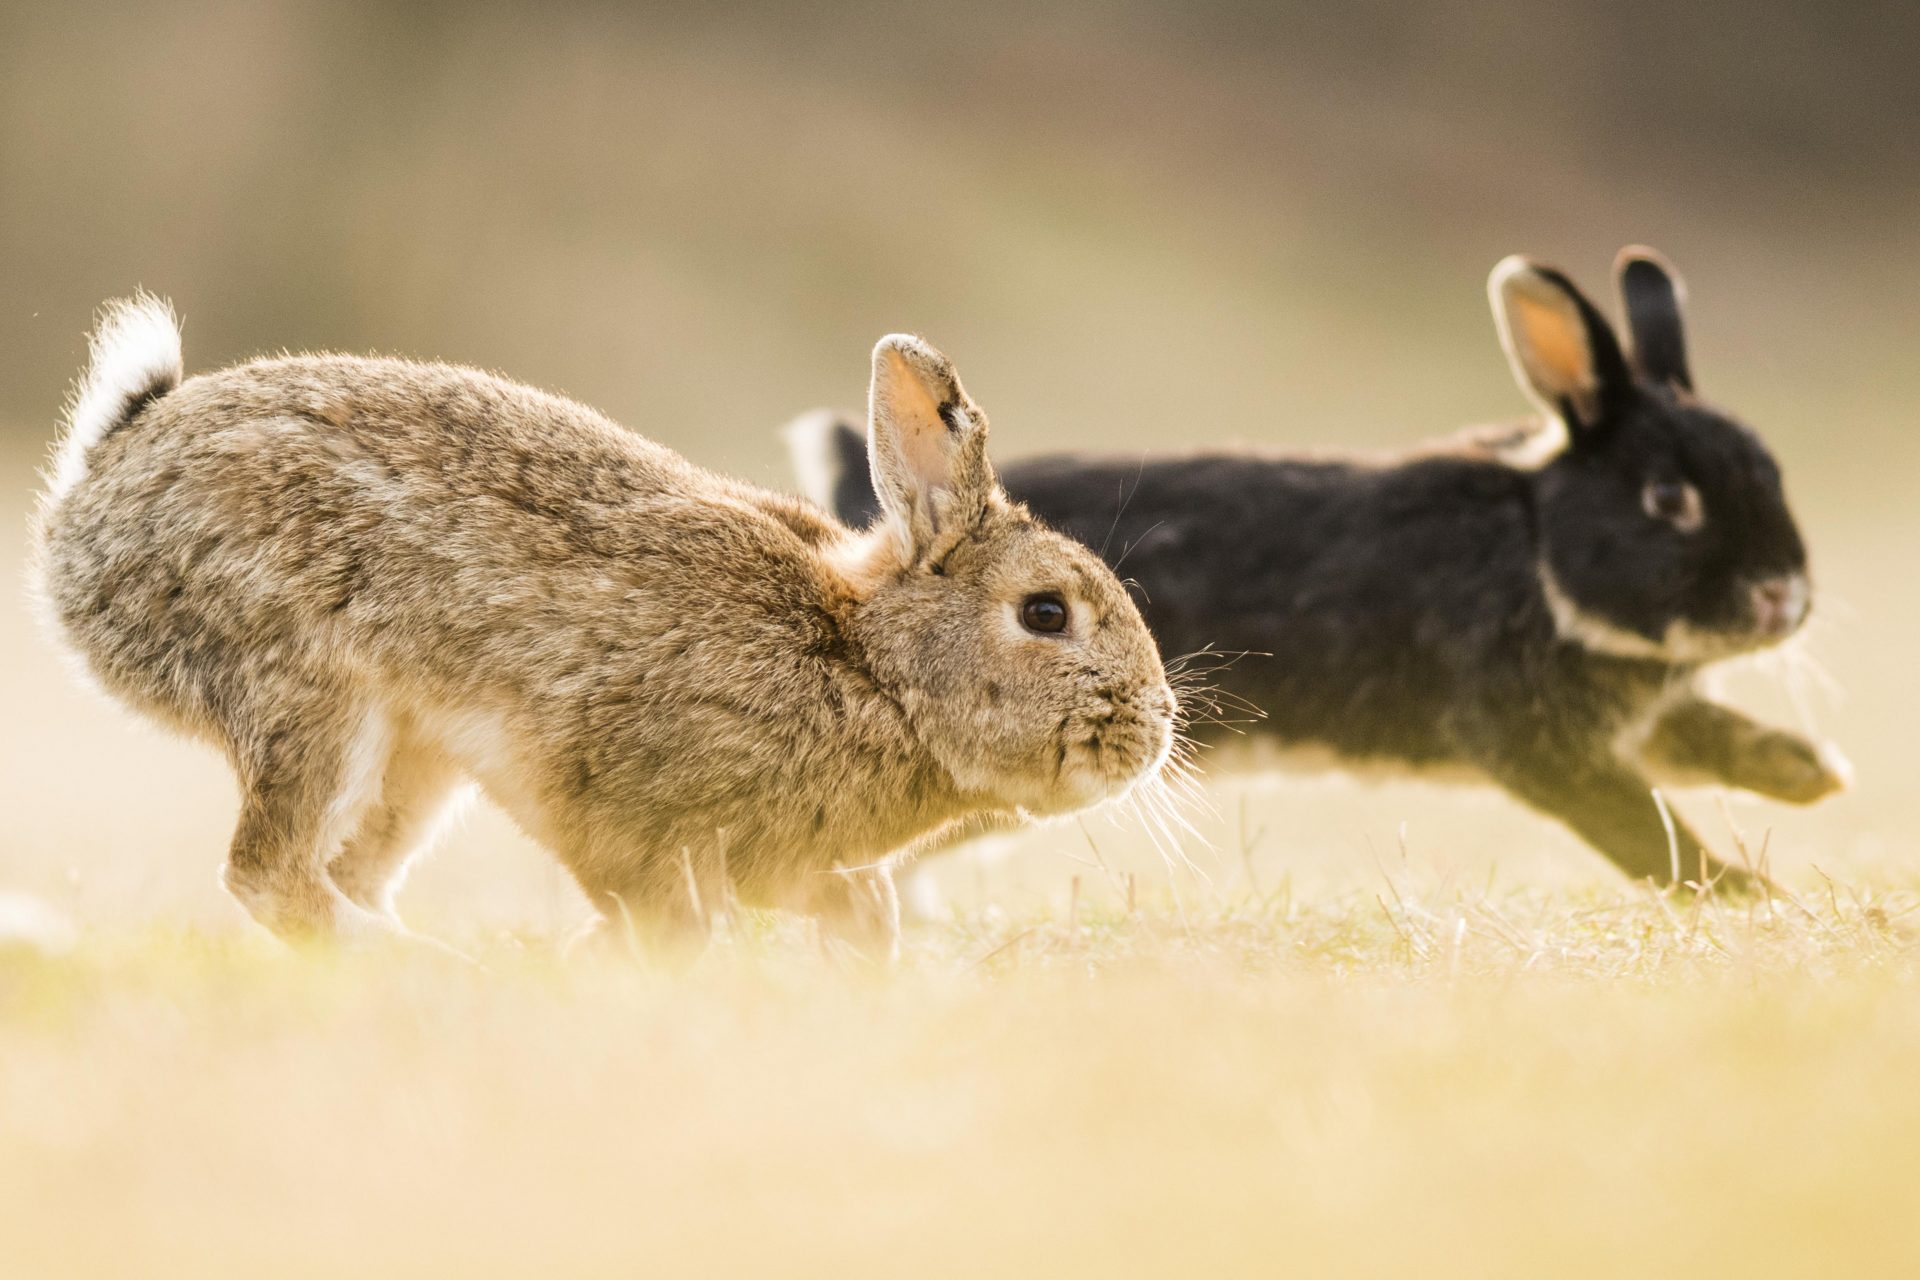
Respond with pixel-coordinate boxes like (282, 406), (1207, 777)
(998, 449), (1576, 769)
(38, 355), (843, 735)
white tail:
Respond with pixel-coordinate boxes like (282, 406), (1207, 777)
(50, 293), (182, 504)
(782, 407), (886, 530)
(782, 408), (853, 510)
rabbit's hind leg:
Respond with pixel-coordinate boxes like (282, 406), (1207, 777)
(327, 737), (470, 921)
(218, 690), (400, 942)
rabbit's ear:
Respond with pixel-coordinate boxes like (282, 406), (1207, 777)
(1489, 256), (1634, 435)
(1614, 246), (1692, 392)
(867, 334), (993, 560)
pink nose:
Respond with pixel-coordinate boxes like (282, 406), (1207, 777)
(1751, 576), (1808, 636)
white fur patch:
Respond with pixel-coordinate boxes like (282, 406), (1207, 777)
(1536, 561), (1798, 665)
(1537, 563), (1677, 661)
(1486, 417), (1569, 470)
(49, 293), (183, 503)
(324, 707), (396, 853)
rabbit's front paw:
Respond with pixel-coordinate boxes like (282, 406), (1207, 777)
(1740, 732), (1852, 804)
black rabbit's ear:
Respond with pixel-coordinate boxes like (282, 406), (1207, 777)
(1489, 256), (1634, 435)
(1614, 246), (1692, 392)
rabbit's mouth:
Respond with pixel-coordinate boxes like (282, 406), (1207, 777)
(1045, 685), (1178, 810)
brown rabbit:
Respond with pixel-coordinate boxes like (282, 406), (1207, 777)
(30, 299), (1176, 955)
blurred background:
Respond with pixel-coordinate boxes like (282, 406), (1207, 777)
(5, 0), (1917, 934)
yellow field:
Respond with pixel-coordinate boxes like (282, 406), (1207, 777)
(3, 887), (1917, 1279)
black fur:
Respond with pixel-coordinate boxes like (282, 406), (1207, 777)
(1617, 249), (1692, 391)
(798, 252), (1836, 887)
(830, 415), (883, 527)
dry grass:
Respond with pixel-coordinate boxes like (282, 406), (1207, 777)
(3, 879), (1917, 1280)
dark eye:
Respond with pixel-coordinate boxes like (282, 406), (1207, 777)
(1642, 479), (1704, 532)
(1020, 593), (1069, 635)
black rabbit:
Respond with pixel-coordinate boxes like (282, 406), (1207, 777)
(789, 249), (1849, 887)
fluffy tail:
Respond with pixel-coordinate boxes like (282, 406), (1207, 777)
(47, 293), (182, 505)
(782, 408), (883, 527)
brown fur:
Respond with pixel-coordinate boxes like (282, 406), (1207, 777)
(31, 305), (1174, 955)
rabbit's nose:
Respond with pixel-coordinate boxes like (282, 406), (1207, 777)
(1750, 575), (1809, 637)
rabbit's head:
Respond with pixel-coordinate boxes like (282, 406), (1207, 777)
(1490, 248), (1809, 663)
(841, 335), (1175, 815)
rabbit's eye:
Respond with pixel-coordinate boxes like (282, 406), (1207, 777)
(1642, 480), (1704, 532)
(1020, 594), (1069, 635)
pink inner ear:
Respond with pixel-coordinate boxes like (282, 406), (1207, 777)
(882, 347), (958, 493)
(1512, 292), (1593, 392)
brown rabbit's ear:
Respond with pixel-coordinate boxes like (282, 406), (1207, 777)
(866, 334), (993, 561)
(1489, 256), (1634, 435)
(1614, 246), (1692, 392)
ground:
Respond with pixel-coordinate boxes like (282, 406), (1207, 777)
(3, 878), (1916, 1279)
